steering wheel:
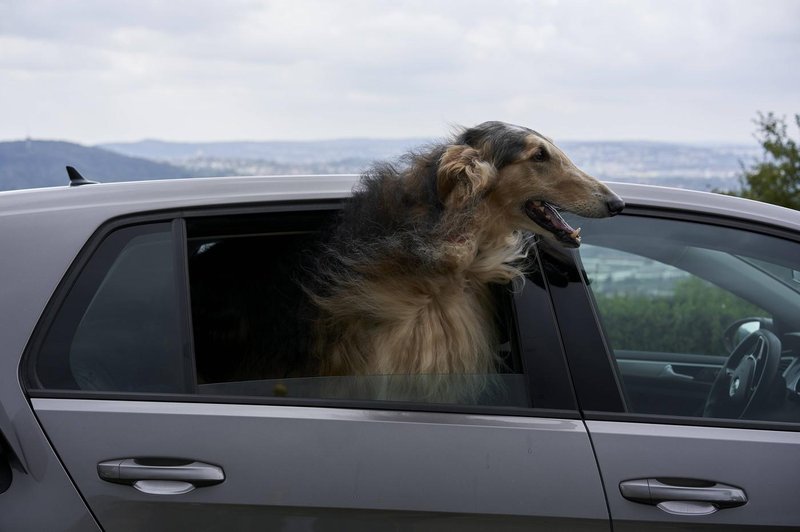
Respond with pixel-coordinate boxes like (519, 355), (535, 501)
(704, 329), (781, 419)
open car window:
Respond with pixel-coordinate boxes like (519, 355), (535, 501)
(185, 211), (529, 407)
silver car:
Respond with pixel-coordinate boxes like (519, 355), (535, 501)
(1, 175), (799, 531)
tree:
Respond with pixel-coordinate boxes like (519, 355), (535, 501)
(594, 277), (764, 356)
(732, 112), (800, 210)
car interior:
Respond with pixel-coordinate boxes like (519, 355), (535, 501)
(573, 214), (800, 423)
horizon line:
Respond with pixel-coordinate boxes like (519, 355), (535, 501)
(1, 136), (759, 148)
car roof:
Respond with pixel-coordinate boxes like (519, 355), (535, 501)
(1, 175), (798, 232)
(0, 175), (358, 218)
(609, 182), (800, 232)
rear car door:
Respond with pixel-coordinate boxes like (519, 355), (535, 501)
(23, 206), (610, 531)
(549, 209), (800, 530)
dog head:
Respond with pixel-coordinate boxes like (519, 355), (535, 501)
(437, 121), (624, 247)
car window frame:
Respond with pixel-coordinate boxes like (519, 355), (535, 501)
(555, 206), (800, 432)
(22, 201), (581, 420)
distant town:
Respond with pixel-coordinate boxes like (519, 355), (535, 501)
(101, 138), (763, 192)
(0, 137), (761, 192)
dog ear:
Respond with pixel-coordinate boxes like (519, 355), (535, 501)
(437, 145), (496, 207)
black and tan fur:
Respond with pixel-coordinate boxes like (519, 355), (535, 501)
(307, 121), (623, 397)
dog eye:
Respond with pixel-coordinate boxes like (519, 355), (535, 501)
(531, 148), (549, 162)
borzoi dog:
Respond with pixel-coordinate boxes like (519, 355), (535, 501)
(307, 121), (623, 399)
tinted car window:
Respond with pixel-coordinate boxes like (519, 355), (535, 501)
(574, 214), (800, 424)
(34, 223), (189, 393)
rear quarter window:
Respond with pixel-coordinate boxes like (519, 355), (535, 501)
(33, 223), (189, 393)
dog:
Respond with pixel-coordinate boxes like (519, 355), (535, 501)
(306, 121), (623, 400)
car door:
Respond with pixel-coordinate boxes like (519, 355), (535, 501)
(548, 210), (800, 530)
(23, 207), (611, 531)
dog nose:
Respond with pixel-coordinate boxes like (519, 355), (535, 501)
(606, 196), (625, 216)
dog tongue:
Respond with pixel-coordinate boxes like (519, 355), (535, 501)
(525, 200), (582, 247)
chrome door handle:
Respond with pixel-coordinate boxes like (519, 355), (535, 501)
(620, 478), (747, 516)
(98, 458), (224, 495)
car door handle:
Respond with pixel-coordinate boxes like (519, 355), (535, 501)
(98, 458), (225, 495)
(620, 478), (747, 516)
(660, 364), (694, 381)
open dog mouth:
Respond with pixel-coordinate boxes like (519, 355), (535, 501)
(524, 200), (582, 247)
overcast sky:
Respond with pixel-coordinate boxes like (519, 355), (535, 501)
(1, 0), (798, 144)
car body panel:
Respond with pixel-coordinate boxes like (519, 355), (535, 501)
(587, 420), (800, 530)
(0, 406), (100, 532)
(32, 399), (610, 531)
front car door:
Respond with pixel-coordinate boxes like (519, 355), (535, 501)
(549, 201), (800, 530)
(23, 204), (611, 531)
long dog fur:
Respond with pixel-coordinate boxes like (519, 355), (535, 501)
(306, 121), (623, 400)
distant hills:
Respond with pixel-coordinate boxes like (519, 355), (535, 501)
(0, 137), (760, 192)
(0, 140), (189, 191)
(100, 138), (429, 164)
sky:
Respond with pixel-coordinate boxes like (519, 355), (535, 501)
(1, 0), (798, 145)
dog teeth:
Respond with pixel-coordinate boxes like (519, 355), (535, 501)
(570, 227), (582, 239)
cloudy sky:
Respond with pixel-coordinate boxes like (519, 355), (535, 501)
(1, 0), (798, 144)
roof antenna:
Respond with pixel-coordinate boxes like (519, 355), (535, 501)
(66, 166), (98, 187)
